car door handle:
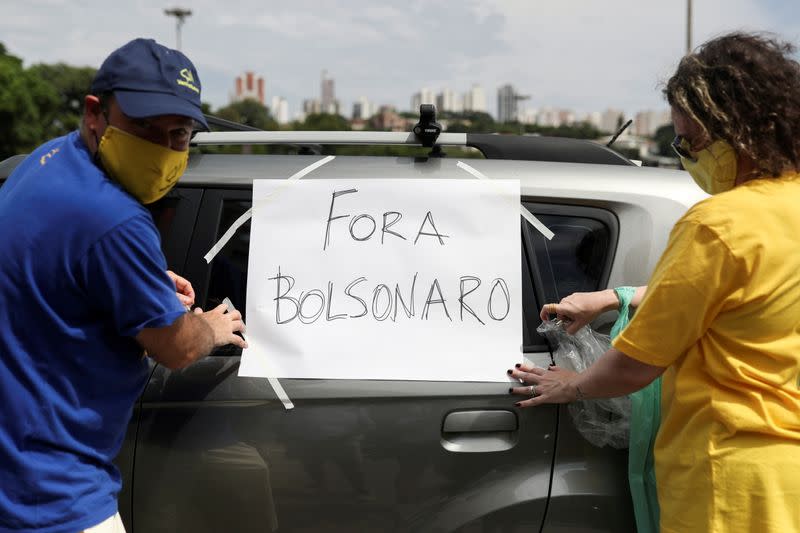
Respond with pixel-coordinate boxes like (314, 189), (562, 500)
(442, 410), (518, 432)
(441, 410), (519, 453)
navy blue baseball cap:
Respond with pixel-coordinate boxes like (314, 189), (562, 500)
(91, 38), (208, 130)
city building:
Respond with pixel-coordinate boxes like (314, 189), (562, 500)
(271, 96), (290, 124)
(558, 109), (576, 126)
(320, 70), (340, 115)
(436, 89), (462, 113)
(497, 84), (529, 123)
(371, 105), (409, 131)
(352, 96), (375, 120)
(518, 107), (539, 125)
(535, 107), (560, 127)
(600, 108), (626, 134)
(232, 71), (265, 105)
(303, 98), (322, 116)
(410, 88), (436, 112)
(584, 111), (602, 131)
(462, 84), (487, 113)
(633, 109), (672, 137)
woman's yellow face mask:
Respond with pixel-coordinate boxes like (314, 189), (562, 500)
(672, 135), (738, 195)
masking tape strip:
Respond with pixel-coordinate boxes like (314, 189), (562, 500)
(204, 208), (253, 264)
(203, 155), (336, 263)
(455, 160), (554, 241)
(223, 297), (294, 410)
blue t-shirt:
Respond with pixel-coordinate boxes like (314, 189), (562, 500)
(0, 132), (186, 532)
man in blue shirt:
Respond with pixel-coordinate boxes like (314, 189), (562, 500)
(0, 39), (246, 533)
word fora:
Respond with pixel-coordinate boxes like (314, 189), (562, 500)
(270, 268), (511, 325)
(323, 188), (449, 250)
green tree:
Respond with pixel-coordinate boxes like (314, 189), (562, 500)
(296, 113), (351, 131)
(523, 121), (604, 140)
(28, 62), (96, 139)
(214, 99), (278, 130)
(444, 111), (497, 133)
(201, 99), (279, 155)
(0, 44), (59, 159)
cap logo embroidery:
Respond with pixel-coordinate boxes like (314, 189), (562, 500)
(177, 68), (199, 93)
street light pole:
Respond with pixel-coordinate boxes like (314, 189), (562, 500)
(164, 7), (192, 51)
(686, 0), (693, 54)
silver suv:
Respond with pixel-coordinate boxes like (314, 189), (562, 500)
(0, 125), (702, 532)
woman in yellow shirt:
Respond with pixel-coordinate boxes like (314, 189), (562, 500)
(510, 32), (800, 533)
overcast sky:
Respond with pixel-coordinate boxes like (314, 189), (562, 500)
(3, 0), (799, 120)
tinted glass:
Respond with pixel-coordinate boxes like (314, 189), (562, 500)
(206, 200), (251, 317)
(147, 196), (182, 244)
(528, 214), (610, 303)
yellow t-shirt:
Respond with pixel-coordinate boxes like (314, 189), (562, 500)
(613, 174), (800, 533)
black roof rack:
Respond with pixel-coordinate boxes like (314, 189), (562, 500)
(466, 134), (634, 166)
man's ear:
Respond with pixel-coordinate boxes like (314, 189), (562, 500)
(83, 95), (105, 132)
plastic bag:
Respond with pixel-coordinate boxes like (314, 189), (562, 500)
(536, 319), (631, 449)
(613, 287), (661, 533)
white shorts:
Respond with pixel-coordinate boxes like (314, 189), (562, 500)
(82, 512), (126, 533)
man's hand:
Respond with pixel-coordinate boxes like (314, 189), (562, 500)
(167, 270), (195, 308)
(137, 304), (247, 370)
(539, 289), (619, 335)
(194, 304), (247, 350)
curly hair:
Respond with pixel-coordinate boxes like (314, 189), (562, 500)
(664, 32), (800, 177)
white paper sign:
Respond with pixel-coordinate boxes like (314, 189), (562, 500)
(239, 178), (521, 382)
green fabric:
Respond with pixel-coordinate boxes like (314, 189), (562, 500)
(611, 287), (661, 533)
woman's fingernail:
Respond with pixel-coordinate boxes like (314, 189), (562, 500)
(514, 402), (522, 408)
(508, 387), (514, 394)
(515, 363), (521, 368)
(506, 369), (513, 375)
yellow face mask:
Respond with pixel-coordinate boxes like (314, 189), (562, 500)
(679, 140), (738, 195)
(97, 126), (188, 204)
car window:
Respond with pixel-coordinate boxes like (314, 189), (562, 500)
(146, 188), (204, 272)
(147, 196), (182, 244)
(532, 215), (610, 300)
(521, 204), (615, 310)
(203, 197), (573, 353)
(206, 199), (251, 315)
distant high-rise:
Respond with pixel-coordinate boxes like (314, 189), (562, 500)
(320, 70), (339, 114)
(463, 85), (487, 113)
(303, 99), (322, 116)
(410, 88), (436, 112)
(633, 109), (672, 136)
(601, 108), (626, 134)
(585, 111), (602, 130)
(233, 71), (265, 105)
(271, 96), (290, 124)
(436, 89), (462, 113)
(352, 96), (374, 120)
(497, 84), (529, 123)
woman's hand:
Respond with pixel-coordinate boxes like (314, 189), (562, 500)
(539, 289), (619, 334)
(508, 362), (580, 407)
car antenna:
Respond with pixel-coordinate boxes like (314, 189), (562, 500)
(413, 104), (445, 157)
(606, 119), (633, 148)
